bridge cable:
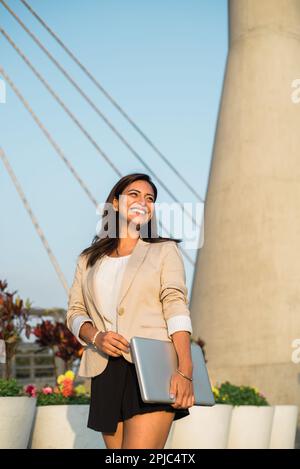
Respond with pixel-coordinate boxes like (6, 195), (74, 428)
(20, 0), (205, 204)
(0, 147), (69, 294)
(0, 66), (195, 266)
(1, 0), (202, 230)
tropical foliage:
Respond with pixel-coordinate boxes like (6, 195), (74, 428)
(0, 280), (32, 379)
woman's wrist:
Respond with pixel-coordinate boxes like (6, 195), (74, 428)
(91, 330), (101, 347)
(176, 368), (193, 381)
(177, 362), (193, 377)
(79, 322), (99, 345)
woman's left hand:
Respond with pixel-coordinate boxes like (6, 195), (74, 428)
(169, 371), (195, 409)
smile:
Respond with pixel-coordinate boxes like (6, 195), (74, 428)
(129, 207), (147, 215)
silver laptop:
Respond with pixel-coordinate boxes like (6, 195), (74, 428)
(130, 336), (215, 406)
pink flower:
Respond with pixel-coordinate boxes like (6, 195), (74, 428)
(42, 386), (53, 395)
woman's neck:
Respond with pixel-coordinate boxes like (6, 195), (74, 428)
(112, 235), (139, 257)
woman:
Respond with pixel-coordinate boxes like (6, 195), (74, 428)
(66, 172), (195, 449)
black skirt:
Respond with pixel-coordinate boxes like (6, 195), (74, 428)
(87, 354), (190, 433)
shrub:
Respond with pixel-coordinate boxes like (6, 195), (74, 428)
(32, 320), (84, 379)
(212, 381), (269, 406)
(0, 378), (26, 397)
(0, 280), (32, 379)
(36, 392), (90, 406)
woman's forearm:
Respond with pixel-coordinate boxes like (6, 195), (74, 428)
(171, 331), (193, 377)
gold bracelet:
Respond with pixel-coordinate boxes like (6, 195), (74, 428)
(176, 368), (193, 382)
(91, 330), (101, 347)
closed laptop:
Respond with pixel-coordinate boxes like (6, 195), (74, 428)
(130, 336), (215, 406)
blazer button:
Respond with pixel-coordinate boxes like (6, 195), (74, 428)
(118, 307), (125, 316)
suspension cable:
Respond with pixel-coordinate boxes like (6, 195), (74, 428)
(0, 66), (195, 266)
(19, 0), (205, 204)
(0, 26), (122, 177)
(0, 147), (69, 294)
(0, 1), (202, 229)
(0, 65), (99, 207)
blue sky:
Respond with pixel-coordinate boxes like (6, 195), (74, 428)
(0, 0), (228, 311)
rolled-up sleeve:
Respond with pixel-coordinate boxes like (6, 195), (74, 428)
(66, 255), (95, 343)
(166, 314), (193, 339)
(160, 242), (192, 323)
(72, 316), (94, 346)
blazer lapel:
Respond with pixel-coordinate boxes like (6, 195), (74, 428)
(115, 237), (150, 308)
(85, 237), (151, 322)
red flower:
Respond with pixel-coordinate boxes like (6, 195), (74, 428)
(24, 384), (37, 397)
(61, 378), (74, 398)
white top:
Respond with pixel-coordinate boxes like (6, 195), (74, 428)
(93, 253), (132, 329)
(72, 254), (193, 346)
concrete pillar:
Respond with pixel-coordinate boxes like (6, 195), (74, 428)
(190, 0), (300, 447)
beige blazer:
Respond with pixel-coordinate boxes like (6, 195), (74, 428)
(66, 237), (191, 378)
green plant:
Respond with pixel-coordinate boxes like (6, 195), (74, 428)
(0, 378), (25, 397)
(37, 393), (90, 406)
(212, 381), (269, 406)
(0, 280), (32, 379)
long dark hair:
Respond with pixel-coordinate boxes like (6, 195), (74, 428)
(80, 172), (182, 268)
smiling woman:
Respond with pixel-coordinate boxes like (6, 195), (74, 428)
(79, 172), (182, 267)
(66, 172), (194, 449)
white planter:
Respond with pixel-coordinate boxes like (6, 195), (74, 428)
(0, 396), (37, 449)
(30, 405), (106, 449)
(269, 405), (299, 449)
(227, 405), (275, 449)
(170, 404), (233, 449)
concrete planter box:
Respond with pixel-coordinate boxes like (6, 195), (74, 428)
(269, 405), (299, 449)
(227, 405), (275, 449)
(169, 404), (233, 449)
(0, 396), (37, 449)
(30, 405), (105, 449)
(23, 402), (300, 449)
(167, 404), (298, 449)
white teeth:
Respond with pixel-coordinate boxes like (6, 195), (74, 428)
(130, 207), (146, 214)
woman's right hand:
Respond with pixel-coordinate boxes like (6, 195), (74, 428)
(95, 331), (130, 357)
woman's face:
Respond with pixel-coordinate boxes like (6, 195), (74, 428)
(113, 180), (155, 228)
